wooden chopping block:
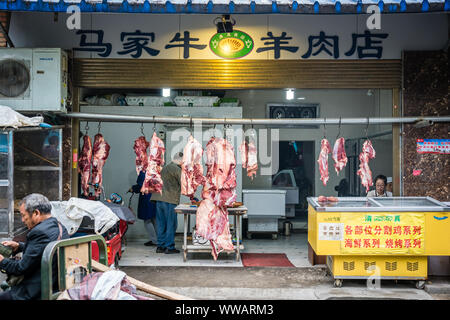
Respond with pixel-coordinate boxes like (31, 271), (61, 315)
(91, 260), (194, 300)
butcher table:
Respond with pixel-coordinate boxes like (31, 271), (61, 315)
(175, 204), (247, 262)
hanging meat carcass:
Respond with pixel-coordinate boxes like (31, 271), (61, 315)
(91, 133), (111, 198)
(357, 139), (376, 193)
(196, 137), (236, 260)
(203, 137), (237, 206)
(239, 139), (258, 179)
(196, 198), (234, 260)
(141, 132), (165, 194)
(133, 136), (150, 175)
(332, 137), (348, 175)
(317, 139), (331, 186)
(78, 135), (93, 197)
(181, 135), (205, 199)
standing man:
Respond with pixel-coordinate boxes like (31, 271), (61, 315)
(151, 152), (183, 254)
(0, 193), (69, 300)
(130, 170), (158, 246)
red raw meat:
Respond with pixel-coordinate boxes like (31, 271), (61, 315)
(91, 133), (110, 198)
(196, 198), (234, 260)
(141, 132), (165, 194)
(181, 135), (205, 199)
(317, 196), (339, 202)
(332, 137), (348, 175)
(317, 139), (331, 186)
(318, 196), (339, 202)
(239, 140), (258, 179)
(133, 136), (149, 175)
(357, 139), (376, 193)
(78, 135), (92, 197)
(196, 137), (236, 260)
(203, 138), (237, 206)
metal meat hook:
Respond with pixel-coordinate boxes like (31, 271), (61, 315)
(223, 118), (226, 138)
(336, 117), (342, 140)
(365, 117), (370, 140)
(212, 123), (217, 138)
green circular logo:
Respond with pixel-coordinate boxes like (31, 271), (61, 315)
(209, 30), (254, 59)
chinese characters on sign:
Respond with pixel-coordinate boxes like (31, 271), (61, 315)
(74, 30), (111, 58)
(74, 29), (389, 59)
(165, 31), (207, 59)
(340, 213), (425, 255)
(416, 139), (450, 155)
(117, 30), (160, 58)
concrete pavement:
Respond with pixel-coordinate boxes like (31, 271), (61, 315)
(120, 266), (443, 300)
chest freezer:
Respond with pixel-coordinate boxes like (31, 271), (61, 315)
(307, 196), (450, 287)
(243, 189), (286, 239)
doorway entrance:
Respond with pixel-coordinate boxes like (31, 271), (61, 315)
(274, 141), (315, 225)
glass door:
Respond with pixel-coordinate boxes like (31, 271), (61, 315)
(0, 131), (13, 237)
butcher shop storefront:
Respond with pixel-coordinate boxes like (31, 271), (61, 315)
(1, 0), (449, 277)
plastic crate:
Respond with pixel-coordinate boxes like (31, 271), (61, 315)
(125, 95), (172, 106)
(174, 96), (220, 107)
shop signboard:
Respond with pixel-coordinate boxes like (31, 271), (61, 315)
(8, 13), (448, 60)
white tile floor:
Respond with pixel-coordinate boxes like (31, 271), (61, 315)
(120, 232), (311, 267)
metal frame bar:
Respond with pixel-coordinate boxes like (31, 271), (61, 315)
(307, 196), (450, 212)
(392, 88), (402, 196)
(58, 128), (63, 201)
(0, 18), (14, 48)
(7, 131), (13, 238)
(40, 234), (108, 300)
(62, 112), (450, 126)
(345, 130), (392, 142)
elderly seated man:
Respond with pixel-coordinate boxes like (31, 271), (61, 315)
(0, 193), (69, 300)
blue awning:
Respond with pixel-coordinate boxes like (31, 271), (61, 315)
(0, 0), (448, 14)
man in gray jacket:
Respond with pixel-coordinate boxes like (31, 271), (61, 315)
(151, 152), (183, 254)
(0, 193), (69, 300)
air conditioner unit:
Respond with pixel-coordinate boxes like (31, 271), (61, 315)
(0, 48), (68, 112)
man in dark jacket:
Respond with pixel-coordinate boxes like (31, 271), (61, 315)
(0, 193), (69, 300)
(130, 170), (158, 246)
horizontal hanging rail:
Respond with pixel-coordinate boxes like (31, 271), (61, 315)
(62, 112), (450, 126)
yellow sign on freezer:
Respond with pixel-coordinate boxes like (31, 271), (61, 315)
(340, 213), (425, 255)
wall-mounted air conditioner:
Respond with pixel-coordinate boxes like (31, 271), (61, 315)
(0, 48), (68, 112)
(266, 103), (320, 128)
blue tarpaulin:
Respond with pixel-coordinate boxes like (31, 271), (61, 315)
(0, 0), (448, 14)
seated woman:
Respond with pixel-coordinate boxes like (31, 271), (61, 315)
(367, 174), (393, 197)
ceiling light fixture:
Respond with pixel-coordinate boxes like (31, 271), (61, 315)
(286, 89), (294, 100)
(162, 88), (171, 97)
(214, 15), (235, 33)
